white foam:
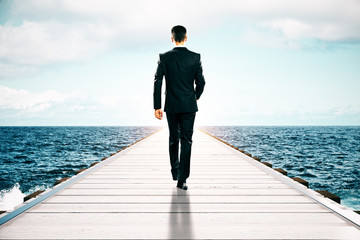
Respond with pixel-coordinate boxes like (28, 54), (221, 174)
(0, 184), (26, 211)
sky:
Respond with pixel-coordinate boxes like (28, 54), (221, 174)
(0, 0), (359, 126)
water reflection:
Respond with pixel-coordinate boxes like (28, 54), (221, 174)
(168, 188), (193, 239)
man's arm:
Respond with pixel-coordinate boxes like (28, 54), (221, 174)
(195, 54), (205, 100)
(153, 54), (164, 120)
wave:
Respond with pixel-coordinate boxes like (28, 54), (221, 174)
(0, 184), (26, 211)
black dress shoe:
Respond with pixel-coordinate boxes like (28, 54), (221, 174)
(176, 181), (188, 190)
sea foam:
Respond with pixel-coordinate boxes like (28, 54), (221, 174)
(0, 183), (26, 211)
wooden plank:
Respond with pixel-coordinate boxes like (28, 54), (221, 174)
(44, 195), (314, 204)
(92, 170), (267, 174)
(29, 203), (331, 213)
(107, 163), (257, 166)
(58, 188), (301, 196)
(83, 174), (273, 179)
(1, 213), (359, 239)
(69, 183), (292, 189)
(2, 213), (347, 225)
(76, 178), (284, 184)
(88, 169), (272, 173)
(96, 166), (262, 170)
(96, 168), (263, 172)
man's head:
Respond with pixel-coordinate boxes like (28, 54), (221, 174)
(171, 25), (187, 44)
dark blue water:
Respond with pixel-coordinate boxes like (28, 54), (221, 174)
(0, 126), (160, 196)
(200, 126), (360, 211)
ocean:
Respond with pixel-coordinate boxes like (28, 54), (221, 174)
(0, 126), (161, 210)
(200, 126), (360, 211)
(0, 126), (359, 211)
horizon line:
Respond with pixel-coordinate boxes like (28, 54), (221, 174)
(0, 125), (359, 127)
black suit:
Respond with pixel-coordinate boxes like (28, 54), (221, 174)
(153, 47), (205, 182)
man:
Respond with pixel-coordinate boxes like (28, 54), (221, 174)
(153, 25), (205, 190)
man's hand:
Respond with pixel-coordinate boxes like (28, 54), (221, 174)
(155, 109), (163, 120)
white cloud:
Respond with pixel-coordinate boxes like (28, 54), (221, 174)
(265, 18), (360, 42)
(0, 85), (67, 112)
(0, 85), (152, 125)
(0, 0), (359, 73)
(5, 0), (360, 42)
(0, 21), (115, 66)
(0, 63), (38, 79)
(241, 26), (301, 50)
(266, 19), (310, 39)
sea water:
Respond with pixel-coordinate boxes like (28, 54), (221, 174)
(200, 126), (360, 211)
(0, 126), (160, 210)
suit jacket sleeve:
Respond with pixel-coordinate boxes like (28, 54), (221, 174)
(195, 54), (205, 100)
(153, 54), (164, 109)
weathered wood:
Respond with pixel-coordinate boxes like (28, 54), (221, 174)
(44, 195), (314, 204)
(275, 168), (288, 176)
(84, 174), (274, 179)
(261, 161), (273, 168)
(75, 168), (87, 175)
(291, 177), (309, 187)
(316, 190), (341, 204)
(54, 177), (70, 186)
(57, 188), (302, 196)
(76, 178), (285, 184)
(90, 162), (99, 167)
(30, 203), (331, 213)
(1, 213), (359, 239)
(23, 190), (45, 202)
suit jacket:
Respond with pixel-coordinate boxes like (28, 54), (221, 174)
(153, 47), (205, 113)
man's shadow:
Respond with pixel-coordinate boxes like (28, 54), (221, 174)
(167, 188), (193, 239)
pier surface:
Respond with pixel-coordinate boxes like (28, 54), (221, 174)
(1, 128), (360, 239)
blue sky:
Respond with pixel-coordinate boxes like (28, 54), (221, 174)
(0, 0), (359, 126)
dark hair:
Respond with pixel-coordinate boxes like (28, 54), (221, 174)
(171, 25), (187, 43)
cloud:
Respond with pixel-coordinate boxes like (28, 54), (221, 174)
(241, 26), (301, 50)
(242, 0), (360, 42)
(0, 85), (153, 125)
(265, 18), (360, 42)
(0, 0), (359, 79)
(0, 21), (115, 66)
(1, 1), (359, 62)
(0, 63), (38, 79)
(266, 19), (310, 39)
(0, 85), (67, 112)
(4, 0), (359, 42)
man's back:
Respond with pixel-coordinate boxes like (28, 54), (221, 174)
(154, 47), (205, 113)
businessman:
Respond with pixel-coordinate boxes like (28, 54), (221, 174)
(153, 25), (205, 190)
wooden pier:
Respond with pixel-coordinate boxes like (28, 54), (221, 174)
(1, 128), (360, 239)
